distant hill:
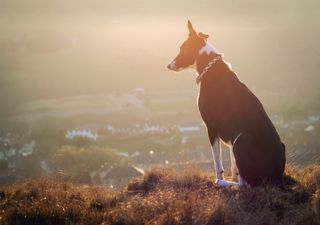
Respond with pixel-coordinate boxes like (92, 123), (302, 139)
(0, 164), (319, 225)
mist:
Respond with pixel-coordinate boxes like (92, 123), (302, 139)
(1, 0), (319, 115)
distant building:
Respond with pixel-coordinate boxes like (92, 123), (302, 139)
(106, 123), (170, 135)
(177, 126), (200, 133)
(19, 140), (35, 157)
(308, 115), (320, 123)
(65, 130), (98, 141)
(305, 125), (315, 132)
(134, 87), (145, 96)
(117, 152), (129, 157)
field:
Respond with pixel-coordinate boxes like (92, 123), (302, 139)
(1, 164), (319, 225)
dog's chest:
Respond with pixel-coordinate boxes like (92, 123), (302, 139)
(197, 86), (215, 123)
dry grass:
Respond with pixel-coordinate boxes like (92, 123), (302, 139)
(0, 164), (319, 225)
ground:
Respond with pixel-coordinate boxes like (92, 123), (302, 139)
(0, 164), (319, 225)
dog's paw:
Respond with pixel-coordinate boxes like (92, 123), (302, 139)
(215, 179), (239, 187)
(231, 176), (238, 182)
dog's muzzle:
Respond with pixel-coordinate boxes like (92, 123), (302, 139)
(167, 60), (178, 71)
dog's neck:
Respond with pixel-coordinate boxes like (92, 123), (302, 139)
(196, 42), (222, 75)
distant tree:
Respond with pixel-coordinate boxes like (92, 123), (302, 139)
(66, 137), (93, 148)
(49, 146), (120, 183)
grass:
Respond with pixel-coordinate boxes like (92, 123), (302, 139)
(0, 164), (319, 225)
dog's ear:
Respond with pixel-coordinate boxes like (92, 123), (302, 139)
(187, 20), (197, 36)
(198, 32), (209, 39)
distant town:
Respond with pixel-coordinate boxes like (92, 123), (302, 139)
(0, 89), (319, 187)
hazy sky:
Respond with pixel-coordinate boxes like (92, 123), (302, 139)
(0, 0), (319, 115)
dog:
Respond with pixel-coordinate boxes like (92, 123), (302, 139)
(167, 21), (286, 187)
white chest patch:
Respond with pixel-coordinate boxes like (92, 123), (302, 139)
(199, 42), (220, 55)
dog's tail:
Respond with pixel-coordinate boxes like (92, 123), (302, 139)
(283, 173), (298, 187)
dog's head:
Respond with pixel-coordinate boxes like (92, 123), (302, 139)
(167, 21), (210, 72)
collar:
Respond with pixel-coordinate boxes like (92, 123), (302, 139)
(196, 55), (222, 84)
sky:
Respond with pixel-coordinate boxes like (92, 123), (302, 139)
(0, 0), (320, 115)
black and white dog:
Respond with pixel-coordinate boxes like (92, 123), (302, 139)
(167, 21), (286, 187)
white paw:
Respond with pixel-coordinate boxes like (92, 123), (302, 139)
(231, 176), (238, 182)
(215, 179), (239, 187)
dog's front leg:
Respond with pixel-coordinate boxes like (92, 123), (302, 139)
(230, 147), (239, 181)
(211, 138), (224, 180)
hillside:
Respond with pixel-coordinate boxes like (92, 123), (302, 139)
(0, 164), (319, 225)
